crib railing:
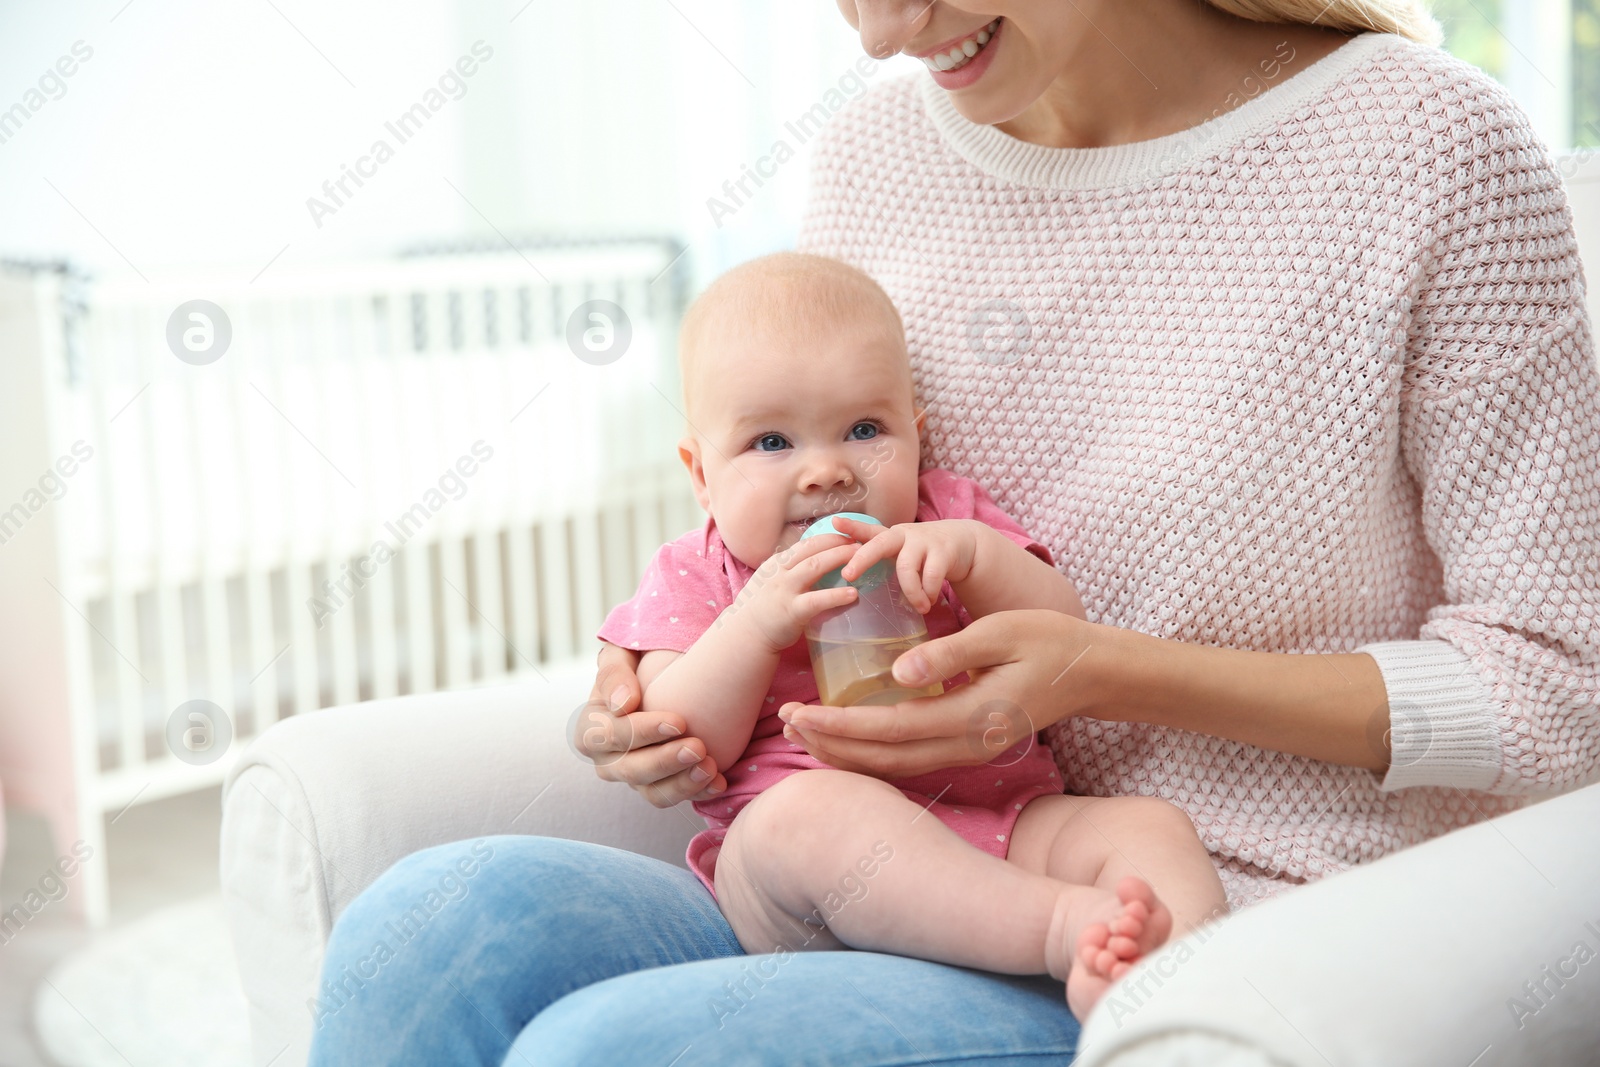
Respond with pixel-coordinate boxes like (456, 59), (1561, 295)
(0, 242), (700, 924)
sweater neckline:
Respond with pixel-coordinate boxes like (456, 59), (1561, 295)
(916, 31), (1406, 191)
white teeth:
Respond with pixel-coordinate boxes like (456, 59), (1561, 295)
(921, 20), (999, 73)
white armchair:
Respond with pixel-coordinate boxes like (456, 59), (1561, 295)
(218, 661), (697, 1067)
(220, 663), (1600, 1067)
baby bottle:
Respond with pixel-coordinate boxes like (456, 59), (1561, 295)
(800, 512), (946, 707)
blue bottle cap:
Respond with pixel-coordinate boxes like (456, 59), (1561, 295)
(799, 512), (889, 591)
(799, 512), (881, 541)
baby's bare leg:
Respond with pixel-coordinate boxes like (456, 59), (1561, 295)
(713, 769), (1130, 984)
(1008, 795), (1229, 939)
(1002, 794), (1226, 1014)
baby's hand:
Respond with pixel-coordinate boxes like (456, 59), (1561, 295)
(833, 518), (982, 614)
(718, 534), (863, 653)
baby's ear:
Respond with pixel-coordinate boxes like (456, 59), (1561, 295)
(912, 406), (928, 433)
(677, 436), (712, 512)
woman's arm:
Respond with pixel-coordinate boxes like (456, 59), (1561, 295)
(1339, 99), (1600, 795)
(778, 610), (1393, 777)
(1084, 620), (1392, 771)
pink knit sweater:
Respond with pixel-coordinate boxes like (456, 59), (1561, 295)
(794, 31), (1600, 908)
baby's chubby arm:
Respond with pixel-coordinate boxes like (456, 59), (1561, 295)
(630, 535), (862, 772)
(836, 518), (1085, 622)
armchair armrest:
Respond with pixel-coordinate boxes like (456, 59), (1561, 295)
(1076, 780), (1600, 1066)
(219, 660), (697, 1067)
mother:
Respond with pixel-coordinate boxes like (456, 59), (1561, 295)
(308, 0), (1600, 1062)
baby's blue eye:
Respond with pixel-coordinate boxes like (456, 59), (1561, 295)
(849, 422), (880, 441)
(754, 433), (789, 452)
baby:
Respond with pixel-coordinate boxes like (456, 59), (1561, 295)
(595, 251), (1228, 1019)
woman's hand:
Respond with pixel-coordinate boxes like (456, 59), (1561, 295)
(776, 609), (1111, 778)
(576, 642), (728, 807)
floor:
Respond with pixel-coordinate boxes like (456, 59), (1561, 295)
(0, 786), (224, 1067)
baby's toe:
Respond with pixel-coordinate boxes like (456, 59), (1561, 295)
(1109, 913), (1146, 939)
(1077, 924), (1110, 966)
(1106, 934), (1140, 959)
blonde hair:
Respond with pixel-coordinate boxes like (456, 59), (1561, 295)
(1204, 0), (1442, 46)
(677, 252), (908, 427)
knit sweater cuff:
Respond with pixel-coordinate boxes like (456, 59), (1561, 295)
(1353, 640), (1503, 792)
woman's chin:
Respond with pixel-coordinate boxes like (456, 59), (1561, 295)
(949, 89), (1030, 131)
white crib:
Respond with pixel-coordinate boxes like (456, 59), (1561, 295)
(0, 240), (700, 925)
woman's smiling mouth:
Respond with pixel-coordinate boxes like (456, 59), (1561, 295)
(916, 18), (1001, 73)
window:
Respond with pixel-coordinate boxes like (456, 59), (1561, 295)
(1432, 0), (1599, 150)
(1577, 0), (1600, 146)
(1433, 0), (1505, 76)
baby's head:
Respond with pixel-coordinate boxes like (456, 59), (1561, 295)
(676, 252), (926, 569)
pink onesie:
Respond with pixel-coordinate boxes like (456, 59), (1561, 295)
(597, 467), (1066, 897)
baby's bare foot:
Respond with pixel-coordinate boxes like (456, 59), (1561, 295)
(1051, 877), (1173, 1020)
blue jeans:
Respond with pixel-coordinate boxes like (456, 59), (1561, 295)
(306, 836), (1080, 1066)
